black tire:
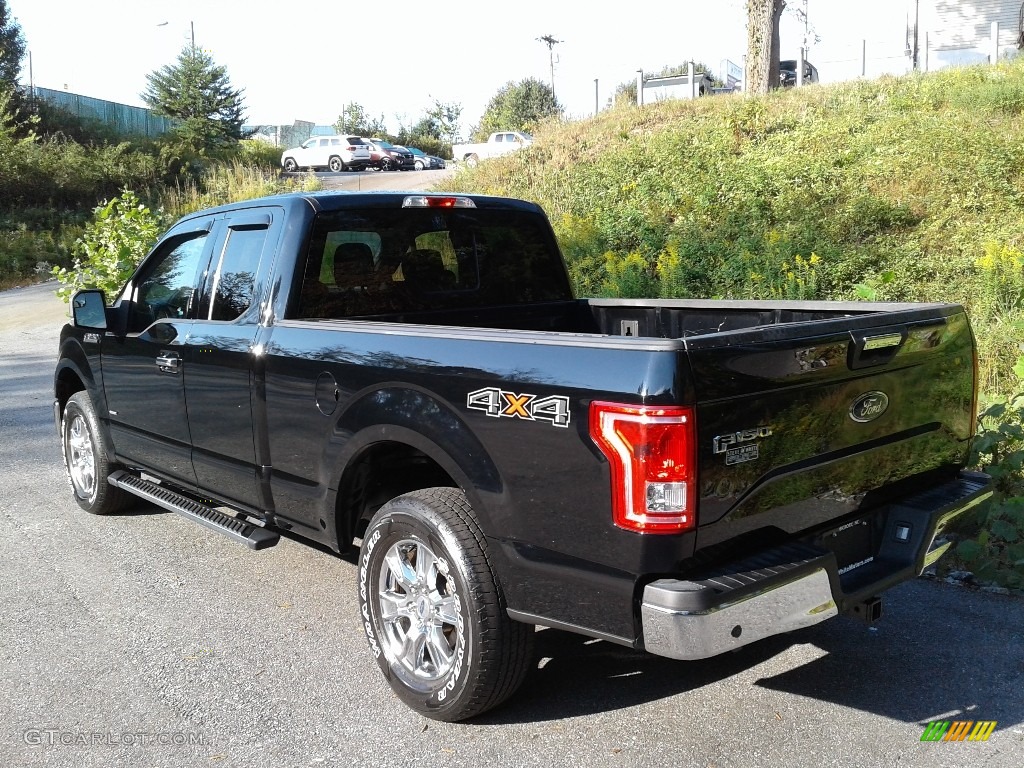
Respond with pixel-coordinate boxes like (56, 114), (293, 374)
(328, 155), (346, 172)
(61, 392), (133, 515)
(283, 158), (298, 173)
(358, 488), (534, 721)
(380, 156), (394, 171)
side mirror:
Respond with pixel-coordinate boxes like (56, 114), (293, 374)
(71, 289), (108, 330)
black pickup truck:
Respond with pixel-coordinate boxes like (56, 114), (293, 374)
(55, 191), (991, 721)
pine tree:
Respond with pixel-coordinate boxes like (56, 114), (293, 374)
(142, 46), (246, 155)
(0, 0), (26, 89)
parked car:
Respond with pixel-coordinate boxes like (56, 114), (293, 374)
(364, 138), (415, 171)
(405, 146), (446, 170)
(452, 131), (532, 166)
(780, 59), (819, 87)
(281, 136), (371, 172)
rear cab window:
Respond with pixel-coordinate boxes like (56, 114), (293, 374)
(293, 207), (572, 319)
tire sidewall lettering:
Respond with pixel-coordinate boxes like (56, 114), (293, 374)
(432, 555), (466, 705)
(359, 527), (383, 659)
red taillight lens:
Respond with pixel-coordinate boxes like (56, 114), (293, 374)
(590, 402), (696, 534)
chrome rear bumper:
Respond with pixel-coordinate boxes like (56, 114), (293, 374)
(642, 567), (837, 660)
(641, 470), (991, 661)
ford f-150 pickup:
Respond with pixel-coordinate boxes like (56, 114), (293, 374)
(55, 190), (991, 721)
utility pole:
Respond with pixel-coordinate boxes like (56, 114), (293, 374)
(537, 34), (562, 99)
(191, 20), (195, 49)
(908, 0), (920, 70)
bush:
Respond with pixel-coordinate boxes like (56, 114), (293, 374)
(51, 190), (164, 302)
(235, 138), (282, 169)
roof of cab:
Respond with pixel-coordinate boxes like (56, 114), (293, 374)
(175, 190), (544, 221)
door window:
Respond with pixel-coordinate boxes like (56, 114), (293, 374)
(201, 225), (270, 321)
(127, 232), (209, 332)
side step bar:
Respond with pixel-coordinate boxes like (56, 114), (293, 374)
(108, 470), (279, 550)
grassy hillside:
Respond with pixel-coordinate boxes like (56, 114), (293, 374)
(441, 60), (1024, 398)
(441, 62), (1024, 589)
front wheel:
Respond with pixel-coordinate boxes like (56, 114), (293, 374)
(282, 157), (298, 173)
(465, 153), (479, 168)
(61, 392), (133, 515)
(358, 488), (534, 721)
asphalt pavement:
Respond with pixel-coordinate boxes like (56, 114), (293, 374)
(1, 281), (1022, 768)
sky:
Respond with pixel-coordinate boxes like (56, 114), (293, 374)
(8, 0), (916, 139)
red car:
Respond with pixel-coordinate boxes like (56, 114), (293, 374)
(364, 138), (416, 171)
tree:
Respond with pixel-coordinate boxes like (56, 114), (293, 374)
(142, 46), (246, 155)
(475, 78), (561, 140)
(0, 0), (25, 89)
(746, 0), (786, 94)
(426, 98), (463, 145)
(334, 103), (387, 137)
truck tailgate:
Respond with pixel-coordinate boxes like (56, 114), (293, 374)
(688, 310), (976, 550)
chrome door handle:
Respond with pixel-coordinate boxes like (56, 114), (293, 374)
(155, 353), (181, 373)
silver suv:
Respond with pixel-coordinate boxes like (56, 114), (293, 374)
(281, 136), (372, 172)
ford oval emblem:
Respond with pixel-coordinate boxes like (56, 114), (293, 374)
(849, 391), (889, 423)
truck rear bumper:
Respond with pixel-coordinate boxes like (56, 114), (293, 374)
(640, 470), (991, 661)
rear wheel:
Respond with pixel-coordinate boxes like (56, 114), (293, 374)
(329, 155), (346, 172)
(466, 154), (479, 168)
(358, 488), (534, 721)
(283, 157), (298, 173)
(61, 392), (133, 515)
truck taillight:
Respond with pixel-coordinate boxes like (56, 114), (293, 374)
(402, 195), (476, 208)
(589, 402), (696, 534)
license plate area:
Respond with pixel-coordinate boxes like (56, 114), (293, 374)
(815, 517), (878, 577)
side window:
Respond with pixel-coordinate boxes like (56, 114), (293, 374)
(494, 134), (504, 143)
(129, 232), (208, 332)
(204, 226), (269, 321)
(319, 138), (329, 147)
(302, 139), (315, 149)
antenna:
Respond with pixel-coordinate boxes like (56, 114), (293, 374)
(537, 34), (563, 99)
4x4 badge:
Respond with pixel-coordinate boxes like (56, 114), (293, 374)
(849, 391), (889, 423)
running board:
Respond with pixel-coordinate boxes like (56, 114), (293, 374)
(108, 470), (279, 550)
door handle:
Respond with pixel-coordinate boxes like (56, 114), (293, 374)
(156, 352), (181, 373)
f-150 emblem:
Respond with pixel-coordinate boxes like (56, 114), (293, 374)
(849, 391), (889, 423)
(713, 426), (773, 454)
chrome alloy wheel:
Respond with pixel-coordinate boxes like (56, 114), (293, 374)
(66, 413), (96, 499)
(377, 538), (462, 686)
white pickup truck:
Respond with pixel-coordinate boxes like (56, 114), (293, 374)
(452, 131), (533, 166)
